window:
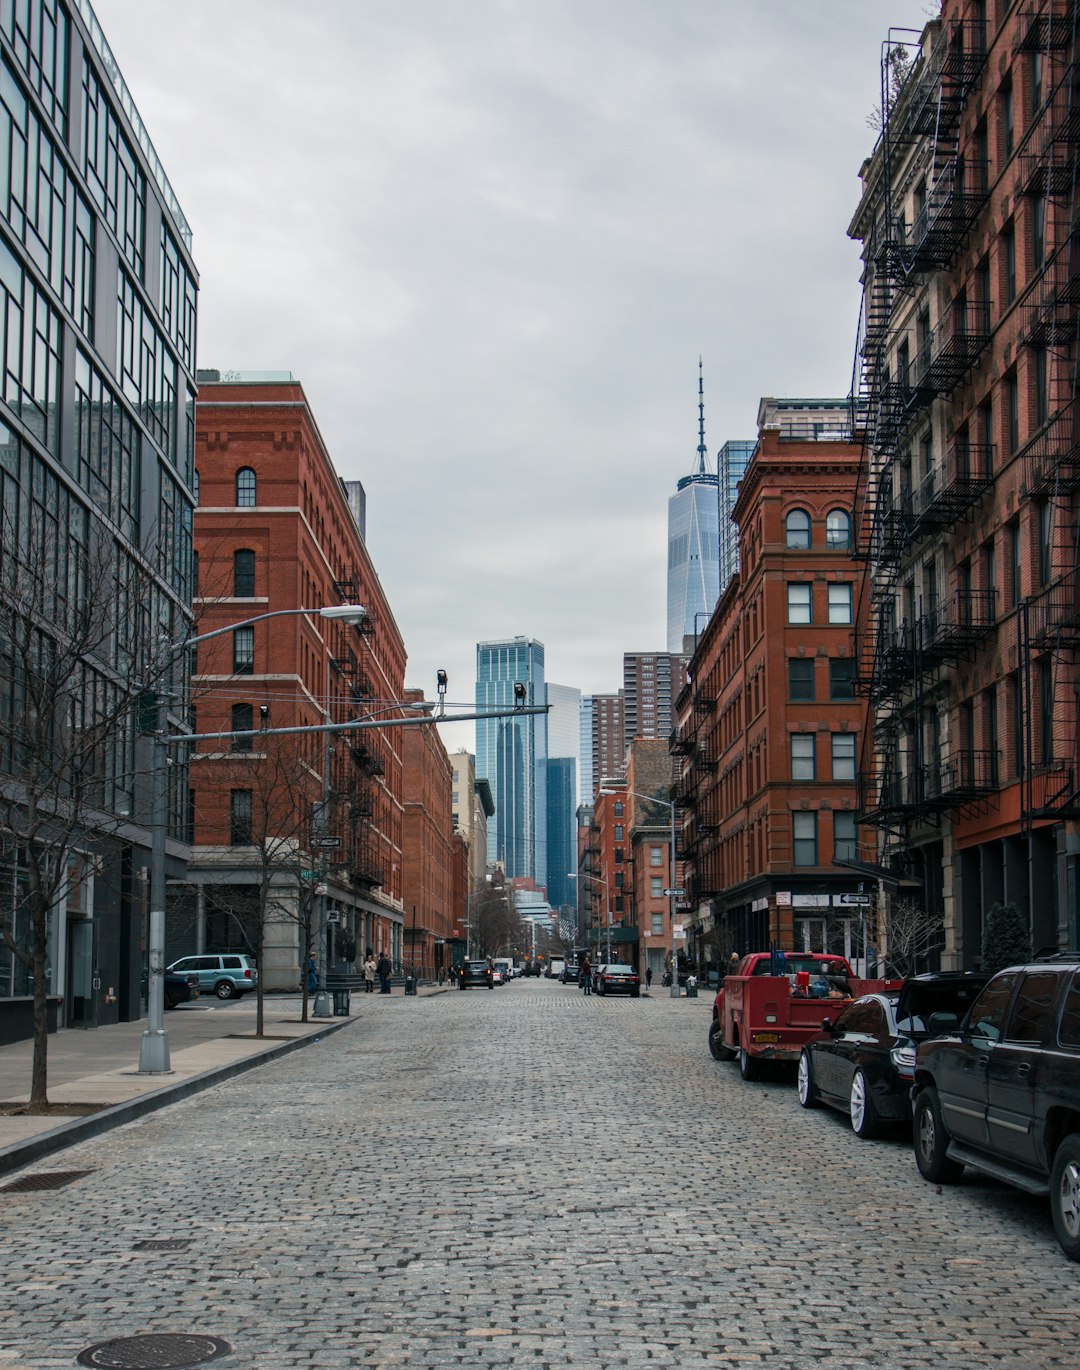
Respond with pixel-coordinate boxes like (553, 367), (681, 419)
(236, 467), (256, 506)
(615, 849), (624, 865)
(830, 659), (856, 701)
(1038, 501), (1052, 586)
(967, 972), (1019, 1043)
(832, 733), (856, 780)
(1031, 50), (1044, 116)
(614, 824), (623, 840)
(982, 539), (996, 612)
(614, 872), (624, 889)
(787, 583), (812, 624)
(1039, 656), (1053, 766)
(1060, 970), (1080, 1047)
(792, 812), (817, 866)
(651, 913), (664, 936)
(1033, 196), (1046, 270)
(1004, 371), (1019, 454)
(791, 734), (816, 781)
(1010, 672), (1024, 779)
(826, 508), (851, 550)
(613, 802), (624, 817)
(1002, 223), (1016, 305)
(785, 509), (811, 549)
(1001, 80), (1014, 159)
(828, 583), (853, 624)
(649, 846), (663, 867)
(788, 658), (815, 701)
(1007, 521), (1021, 606)
(230, 789), (252, 845)
(834, 811), (858, 862)
(231, 702), (253, 751)
(193, 468), (200, 503)
(233, 549), (256, 597)
(650, 877), (663, 898)
(233, 626), (254, 675)
(1033, 346), (1049, 429)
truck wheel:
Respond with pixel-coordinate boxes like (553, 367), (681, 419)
(913, 1086), (963, 1184)
(1050, 1133), (1080, 1261)
(739, 1046), (760, 1082)
(797, 1051), (818, 1108)
(709, 1020), (737, 1062)
(849, 1069), (879, 1139)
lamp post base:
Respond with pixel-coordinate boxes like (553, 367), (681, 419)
(137, 1028), (171, 1074)
(669, 983), (680, 998)
(312, 990), (333, 1018)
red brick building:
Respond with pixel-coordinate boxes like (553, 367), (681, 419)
(676, 401), (873, 978)
(400, 688), (456, 980)
(624, 739), (678, 984)
(186, 373), (408, 988)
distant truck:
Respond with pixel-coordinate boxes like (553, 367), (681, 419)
(493, 957), (515, 983)
(547, 958), (566, 980)
(709, 951), (901, 1082)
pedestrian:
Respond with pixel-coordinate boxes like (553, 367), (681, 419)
(645, 965), (653, 991)
(377, 952), (392, 993)
(307, 955), (318, 994)
(580, 955), (592, 995)
(363, 952), (377, 993)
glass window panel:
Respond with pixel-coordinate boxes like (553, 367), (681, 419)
(787, 583), (812, 624)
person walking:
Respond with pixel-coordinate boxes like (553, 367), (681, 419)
(580, 956), (592, 996)
(377, 952), (392, 994)
(363, 953), (377, 993)
(645, 965), (653, 991)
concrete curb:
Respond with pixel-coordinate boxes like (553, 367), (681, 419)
(0, 1013), (358, 1179)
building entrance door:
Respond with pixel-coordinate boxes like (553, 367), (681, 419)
(66, 919), (93, 1026)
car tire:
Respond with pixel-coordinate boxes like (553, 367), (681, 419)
(1050, 1133), (1080, 1262)
(913, 1086), (963, 1184)
(797, 1050), (818, 1108)
(214, 980), (236, 1000)
(738, 1045), (760, 1082)
(164, 993), (178, 1011)
(631, 990), (640, 998)
(849, 1069), (879, 1139)
(709, 1019), (737, 1062)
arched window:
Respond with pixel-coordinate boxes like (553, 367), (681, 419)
(785, 508), (811, 549)
(233, 549), (256, 597)
(826, 508), (851, 550)
(231, 702), (253, 751)
(236, 467), (256, 507)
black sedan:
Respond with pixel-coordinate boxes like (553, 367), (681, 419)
(797, 973), (989, 1139)
(164, 971), (199, 1009)
(457, 960), (493, 990)
(596, 964), (640, 997)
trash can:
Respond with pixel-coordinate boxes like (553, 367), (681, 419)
(332, 987), (350, 1016)
(685, 981), (698, 998)
(404, 974), (417, 996)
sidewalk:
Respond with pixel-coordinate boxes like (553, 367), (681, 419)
(0, 984), (445, 1176)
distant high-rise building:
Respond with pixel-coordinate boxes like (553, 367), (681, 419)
(584, 691), (626, 790)
(667, 363), (720, 652)
(578, 697), (595, 808)
(475, 637), (547, 887)
(717, 439), (756, 593)
(623, 653), (684, 749)
(545, 683), (580, 908)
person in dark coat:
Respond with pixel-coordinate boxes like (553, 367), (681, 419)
(377, 953), (392, 993)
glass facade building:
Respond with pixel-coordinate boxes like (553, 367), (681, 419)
(0, 0), (198, 1038)
(666, 470), (720, 654)
(545, 756), (575, 912)
(718, 439), (756, 593)
(475, 637), (547, 887)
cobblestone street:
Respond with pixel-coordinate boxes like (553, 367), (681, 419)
(2, 981), (1077, 1369)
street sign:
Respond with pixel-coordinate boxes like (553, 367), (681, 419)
(312, 837), (341, 849)
(662, 888), (685, 898)
(836, 893), (872, 906)
(314, 883), (328, 896)
(326, 911), (340, 924)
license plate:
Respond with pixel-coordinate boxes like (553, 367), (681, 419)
(752, 1032), (781, 1044)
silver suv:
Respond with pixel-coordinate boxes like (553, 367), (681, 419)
(167, 953), (258, 1000)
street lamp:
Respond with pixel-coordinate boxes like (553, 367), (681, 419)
(138, 603), (368, 1074)
(600, 786), (680, 999)
(572, 871), (613, 965)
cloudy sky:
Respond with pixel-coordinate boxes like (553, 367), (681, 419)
(98, 0), (930, 752)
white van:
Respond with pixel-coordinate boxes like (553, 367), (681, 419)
(493, 957), (515, 984)
(547, 958), (566, 980)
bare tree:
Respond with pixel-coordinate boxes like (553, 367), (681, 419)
(879, 896), (943, 978)
(473, 875), (523, 960)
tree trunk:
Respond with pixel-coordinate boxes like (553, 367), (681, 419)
(28, 895), (49, 1111)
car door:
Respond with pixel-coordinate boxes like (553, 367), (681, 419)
(830, 999), (885, 1104)
(936, 972), (1019, 1148)
(986, 969), (1059, 1172)
(190, 956), (220, 992)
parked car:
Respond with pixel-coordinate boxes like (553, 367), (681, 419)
(166, 971), (200, 1010)
(596, 964), (641, 997)
(457, 960), (493, 990)
(911, 957), (1080, 1261)
(797, 973), (989, 1138)
(492, 968), (505, 985)
(166, 953), (259, 1000)
(561, 961), (581, 984)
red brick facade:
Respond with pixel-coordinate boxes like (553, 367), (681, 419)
(400, 688), (456, 979)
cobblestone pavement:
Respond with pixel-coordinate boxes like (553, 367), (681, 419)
(1, 981), (1077, 1369)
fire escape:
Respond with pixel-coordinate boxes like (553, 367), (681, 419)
(852, 14), (992, 865)
(1016, 0), (1080, 826)
(671, 684), (719, 908)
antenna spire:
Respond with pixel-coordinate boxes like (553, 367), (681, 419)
(696, 356), (708, 475)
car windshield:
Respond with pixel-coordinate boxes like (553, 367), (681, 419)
(603, 966), (634, 975)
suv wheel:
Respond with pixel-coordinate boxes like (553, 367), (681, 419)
(1050, 1133), (1080, 1262)
(214, 979), (237, 1000)
(913, 1086), (963, 1184)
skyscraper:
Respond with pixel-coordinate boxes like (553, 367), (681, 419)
(475, 638), (547, 887)
(667, 364), (720, 653)
(623, 652), (684, 749)
(545, 683), (580, 910)
(718, 439), (756, 593)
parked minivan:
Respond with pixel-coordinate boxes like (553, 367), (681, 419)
(167, 953), (258, 1000)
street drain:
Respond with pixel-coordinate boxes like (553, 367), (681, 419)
(133, 1239), (193, 1252)
(76, 1333), (232, 1368)
(1, 1168), (93, 1193)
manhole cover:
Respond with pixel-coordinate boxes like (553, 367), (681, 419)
(1, 1169), (93, 1193)
(133, 1239), (193, 1252)
(76, 1334), (231, 1368)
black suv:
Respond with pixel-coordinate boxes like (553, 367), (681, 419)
(911, 957), (1080, 1260)
(457, 960), (493, 990)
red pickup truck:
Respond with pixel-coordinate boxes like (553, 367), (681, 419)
(708, 951), (901, 1081)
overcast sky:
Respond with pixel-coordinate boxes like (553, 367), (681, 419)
(97, 0), (931, 753)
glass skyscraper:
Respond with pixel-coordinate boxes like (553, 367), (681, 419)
(475, 637), (547, 887)
(667, 365), (721, 653)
